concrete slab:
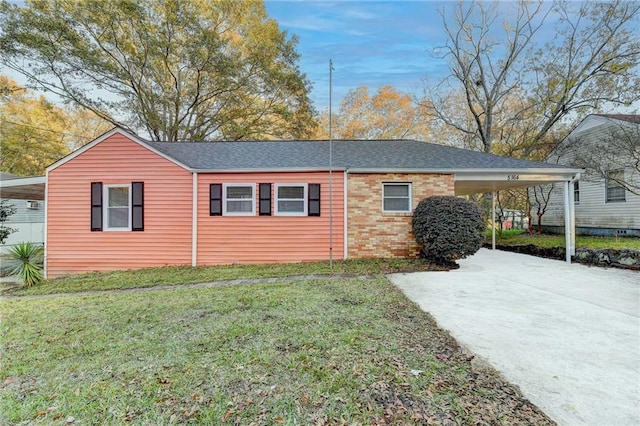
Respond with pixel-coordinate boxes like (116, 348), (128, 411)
(390, 248), (640, 426)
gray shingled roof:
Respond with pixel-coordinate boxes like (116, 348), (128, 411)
(146, 139), (570, 171)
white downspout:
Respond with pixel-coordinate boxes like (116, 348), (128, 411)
(343, 169), (348, 260)
(43, 170), (49, 279)
(192, 172), (198, 267)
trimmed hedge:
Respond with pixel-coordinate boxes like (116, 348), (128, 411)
(413, 196), (485, 266)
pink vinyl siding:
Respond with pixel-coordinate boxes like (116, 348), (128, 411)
(197, 172), (344, 265)
(47, 133), (192, 277)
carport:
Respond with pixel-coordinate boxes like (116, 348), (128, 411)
(454, 169), (582, 262)
(0, 174), (46, 200)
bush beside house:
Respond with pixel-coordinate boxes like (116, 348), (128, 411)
(412, 196), (485, 267)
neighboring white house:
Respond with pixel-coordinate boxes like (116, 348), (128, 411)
(0, 172), (46, 251)
(531, 114), (640, 237)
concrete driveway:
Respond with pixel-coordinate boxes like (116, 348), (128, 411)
(390, 248), (639, 426)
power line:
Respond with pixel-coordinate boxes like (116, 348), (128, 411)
(0, 118), (94, 141)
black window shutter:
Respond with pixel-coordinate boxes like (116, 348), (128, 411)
(259, 183), (272, 216)
(308, 184), (321, 216)
(210, 184), (222, 216)
(132, 182), (144, 231)
(90, 182), (103, 231)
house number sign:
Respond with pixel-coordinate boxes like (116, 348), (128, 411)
(507, 174), (520, 181)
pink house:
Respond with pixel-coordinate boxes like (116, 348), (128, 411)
(44, 128), (580, 277)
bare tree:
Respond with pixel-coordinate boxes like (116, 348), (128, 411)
(425, 0), (640, 158)
(529, 184), (555, 234)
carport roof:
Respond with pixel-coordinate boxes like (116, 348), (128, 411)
(0, 173), (46, 200)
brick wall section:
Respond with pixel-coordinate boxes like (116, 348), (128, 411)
(347, 173), (455, 258)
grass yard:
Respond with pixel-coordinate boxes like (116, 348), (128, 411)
(0, 276), (552, 425)
(488, 230), (640, 250)
(5, 258), (444, 297)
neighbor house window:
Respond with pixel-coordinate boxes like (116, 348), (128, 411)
(223, 184), (255, 215)
(382, 183), (412, 213)
(606, 170), (626, 203)
(574, 181), (580, 204)
(275, 184), (307, 215)
(104, 184), (130, 230)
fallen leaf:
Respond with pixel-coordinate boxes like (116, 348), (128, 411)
(275, 417), (284, 423)
(35, 410), (49, 418)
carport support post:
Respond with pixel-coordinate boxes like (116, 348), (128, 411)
(563, 181), (572, 263)
(491, 191), (496, 250)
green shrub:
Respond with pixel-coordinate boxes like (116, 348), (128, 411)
(412, 196), (485, 266)
(9, 242), (44, 287)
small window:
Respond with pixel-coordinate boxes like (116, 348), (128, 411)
(275, 184), (307, 215)
(383, 183), (412, 213)
(606, 170), (626, 203)
(574, 181), (580, 205)
(223, 184), (255, 215)
(104, 184), (130, 230)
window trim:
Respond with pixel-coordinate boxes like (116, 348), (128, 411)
(274, 183), (308, 216)
(103, 183), (131, 231)
(222, 183), (256, 216)
(605, 169), (626, 203)
(382, 182), (412, 213)
(573, 181), (580, 205)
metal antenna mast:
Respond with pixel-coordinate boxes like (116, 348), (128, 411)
(329, 59), (334, 269)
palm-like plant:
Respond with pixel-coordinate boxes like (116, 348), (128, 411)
(9, 243), (44, 287)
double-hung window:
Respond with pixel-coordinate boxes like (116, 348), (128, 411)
(574, 181), (580, 204)
(223, 184), (255, 215)
(606, 170), (626, 203)
(104, 184), (131, 230)
(92, 182), (143, 232)
(275, 184), (307, 215)
(382, 183), (412, 213)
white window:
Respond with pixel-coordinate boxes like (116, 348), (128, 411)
(574, 181), (580, 205)
(223, 184), (255, 215)
(104, 184), (131, 230)
(383, 183), (412, 213)
(606, 170), (626, 203)
(275, 184), (307, 215)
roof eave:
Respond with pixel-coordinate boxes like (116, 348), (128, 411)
(346, 167), (583, 174)
(188, 167), (347, 173)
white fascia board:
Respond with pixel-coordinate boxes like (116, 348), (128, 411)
(454, 170), (583, 182)
(185, 167), (346, 173)
(347, 167), (583, 176)
(46, 127), (191, 173)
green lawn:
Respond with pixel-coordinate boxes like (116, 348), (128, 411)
(1, 277), (552, 424)
(6, 258), (444, 297)
(488, 230), (640, 250)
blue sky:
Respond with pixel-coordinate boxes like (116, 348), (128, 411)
(264, 0), (455, 111)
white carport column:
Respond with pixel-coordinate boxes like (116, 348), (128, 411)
(563, 181), (573, 263)
(569, 180), (576, 257)
(491, 191), (496, 250)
